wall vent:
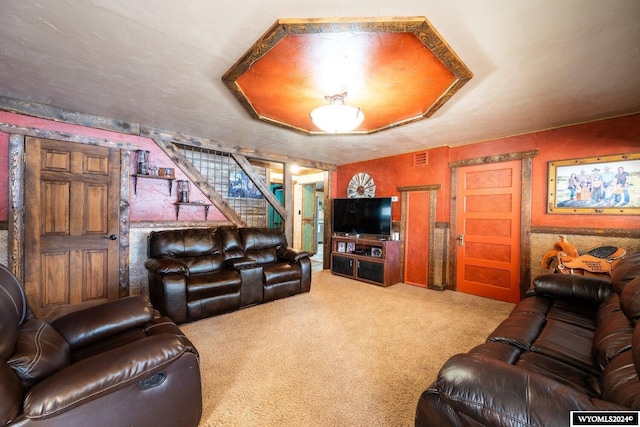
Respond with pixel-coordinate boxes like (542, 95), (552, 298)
(413, 152), (428, 166)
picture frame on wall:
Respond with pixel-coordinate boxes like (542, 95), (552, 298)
(547, 152), (640, 215)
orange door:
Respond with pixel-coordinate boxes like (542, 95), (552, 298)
(456, 160), (521, 303)
(404, 191), (430, 287)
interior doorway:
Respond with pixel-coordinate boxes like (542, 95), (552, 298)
(450, 152), (537, 303)
(24, 137), (121, 319)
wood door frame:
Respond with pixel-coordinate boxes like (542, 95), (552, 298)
(397, 184), (441, 289)
(8, 133), (131, 297)
(449, 150), (537, 299)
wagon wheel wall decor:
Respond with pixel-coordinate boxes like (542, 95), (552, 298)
(347, 173), (376, 198)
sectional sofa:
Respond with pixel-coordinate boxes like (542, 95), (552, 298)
(417, 252), (640, 426)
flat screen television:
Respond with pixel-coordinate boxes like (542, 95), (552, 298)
(332, 197), (392, 237)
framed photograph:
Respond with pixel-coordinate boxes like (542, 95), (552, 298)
(337, 242), (346, 252)
(347, 242), (356, 253)
(547, 152), (640, 215)
(371, 247), (382, 257)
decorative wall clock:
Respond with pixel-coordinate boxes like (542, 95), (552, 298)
(347, 172), (376, 198)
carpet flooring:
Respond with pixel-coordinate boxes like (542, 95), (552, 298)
(181, 270), (515, 427)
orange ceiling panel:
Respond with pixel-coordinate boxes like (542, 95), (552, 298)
(223, 18), (472, 135)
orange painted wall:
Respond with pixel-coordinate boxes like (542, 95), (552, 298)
(336, 113), (640, 230)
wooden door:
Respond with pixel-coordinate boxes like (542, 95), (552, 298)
(301, 184), (316, 254)
(25, 137), (121, 319)
(404, 191), (430, 287)
(456, 160), (521, 303)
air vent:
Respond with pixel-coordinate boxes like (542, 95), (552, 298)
(413, 152), (428, 166)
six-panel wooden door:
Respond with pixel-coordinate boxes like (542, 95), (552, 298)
(24, 137), (121, 319)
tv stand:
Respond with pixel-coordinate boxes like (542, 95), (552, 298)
(330, 236), (401, 287)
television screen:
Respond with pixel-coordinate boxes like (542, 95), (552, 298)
(332, 198), (392, 236)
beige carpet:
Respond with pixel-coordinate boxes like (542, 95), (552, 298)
(181, 270), (515, 427)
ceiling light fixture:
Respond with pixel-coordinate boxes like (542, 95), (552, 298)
(309, 92), (364, 133)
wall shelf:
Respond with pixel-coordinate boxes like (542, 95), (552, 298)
(132, 174), (175, 195)
(174, 202), (212, 221)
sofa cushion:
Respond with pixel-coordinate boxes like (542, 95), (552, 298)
(621, 277), (640, 322)
(530, 318), (598, 375)
(249, 248), (278, 265)
(611, 252), (640, 294)
(516, 351), (601, 397)
(8, 318), (70, 387)
(547, 299), (599, 330)
(220, 227), (245, 259)
(263, 263), (301, 285)
(468, 341), (522, 364)
(0, 362), (23, 425)
(240, 228), (287, 251)
(601, 350), (640, 409)
(148, 228), (219, 258)
(592, 308), (633, 370)
(487, 312), (547, 351)
(509, 295), (552, 317)
(0, 264), (29, 359)
(182, 254), (226, 274)
(186, 270), (241, 301)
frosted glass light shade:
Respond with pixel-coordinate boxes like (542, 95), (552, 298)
(310, 93), (364, 133)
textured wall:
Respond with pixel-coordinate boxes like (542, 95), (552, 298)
(531, 233), (640, 282)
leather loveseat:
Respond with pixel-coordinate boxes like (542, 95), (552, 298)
(145, 226), (311, 324)
(0, 264), (202, 427)
(416, 252), (640, 427)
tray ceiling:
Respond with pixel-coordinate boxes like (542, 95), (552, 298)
(223, 18), (472, 134)
(0, 1), (639, 165)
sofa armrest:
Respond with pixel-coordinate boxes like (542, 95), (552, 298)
(23, 334), (192, 419)
(50, 296), (155, 350)
(532, 273), (612, 303)
(144, 257), (189, 275)
(225, 257), (257, 270)
(431, 353), (625, 426)
(277, 247), (309, 262)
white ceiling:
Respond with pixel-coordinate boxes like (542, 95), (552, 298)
(1, 1), (639, 166)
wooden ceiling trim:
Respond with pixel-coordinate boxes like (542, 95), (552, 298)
(222, 17), (473, 135)
(140, 125), (338, 171)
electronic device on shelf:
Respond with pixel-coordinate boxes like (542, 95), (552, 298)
(351, 249), (370, 255)
(332, 197), (392, 237)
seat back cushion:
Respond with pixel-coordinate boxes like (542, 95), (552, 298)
(240, 228), (286, 265)
(220, 227), (245, 260)
(601, 349), (640, 409)
(611, 252), (640, 294)
(148, 228), (218, 258)
(0, 362), (23, 425)
(0, 264), (28, 359)
(602, 322), (640, 409)
(181, 254), (225, 274)
(621, 277), (640, 323)
(8, 318), (70, 388)
(593, 301), (633, 370)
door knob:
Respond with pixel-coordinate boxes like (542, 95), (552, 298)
(103, 234), (117, 240)
(458, 234), (464, 246)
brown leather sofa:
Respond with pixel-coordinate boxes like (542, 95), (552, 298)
(416, 252), (640, 426)
(145, 226), (311, 324)
(0, 264), (202, 427)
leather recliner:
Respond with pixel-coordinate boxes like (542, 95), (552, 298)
(145, 226), (311, 324)
(0, 264), (202, 427)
